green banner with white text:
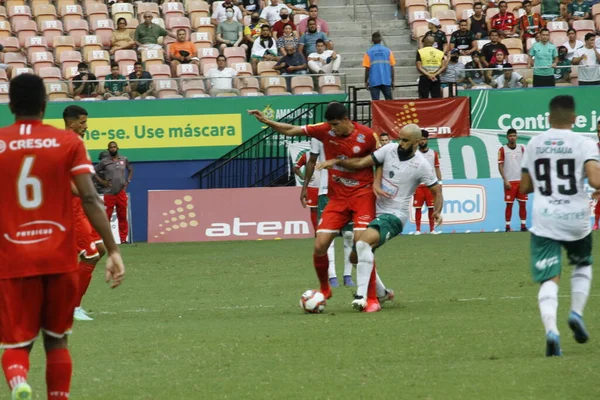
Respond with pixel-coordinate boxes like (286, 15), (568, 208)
(0, 94), (346, 162)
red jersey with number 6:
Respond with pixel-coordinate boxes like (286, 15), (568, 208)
(0, 120), (94, 279)
(302, 122), (379, 200)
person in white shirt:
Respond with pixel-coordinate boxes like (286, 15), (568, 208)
(206, 55), (240, 96)
(571, 32), (600, 85)
(260, 0), (292, 26)
(494, 63), (529, 88)
(562, 28), (583, 61)
(211, 0), (243, 26)
(251, 24), (279, 74)
(307, 39), (341, 74)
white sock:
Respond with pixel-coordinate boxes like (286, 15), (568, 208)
(538, 280), (559, 335)
(571, 265), (592, 316)
(327, 240), (336, 279)
(342, 230), (354, 276)
(356, 240), (374, 298)
(375, 272), (387, 297)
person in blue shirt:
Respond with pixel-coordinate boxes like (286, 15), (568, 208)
(298, 18), (332, 57)
(363, 31), (396, 100)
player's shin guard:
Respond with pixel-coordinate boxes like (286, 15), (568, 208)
(342, 230), (354, 277)
(313, 253), (330, 296)
(326, 241), (336, 279)
(46, 349), (71, 400)
(505, 203), (512, 226)
(415, 208), (422, 232)
(355, 241), (374, 298)
(2, 349), (29, 391)
(427, 208), (434, 232)
(538, 280), (559, 335)
(518, 200), (527, 228)
(571, 266), (592, 316)
(76, 261), (95, 307)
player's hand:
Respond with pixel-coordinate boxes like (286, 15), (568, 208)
(373, 184), (393, 199)
(315, 159), (338, 170)
(592, 189), (600, 201)
(247, 109), (269, 124)
(432, 211), (443, 227)
(504, 180), (511, 190)
(105, 251), (125, 289)
(300, 187), (308, 208)
(103, 180), (112, 188)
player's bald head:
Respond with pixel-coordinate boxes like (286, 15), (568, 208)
(396, 124), (421, 159)
(9, 74), (46, 119)
(400, 124), (423, 140)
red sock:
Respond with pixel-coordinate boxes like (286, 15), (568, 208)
(428, 208), (434, 232)
(415, 208), (422, 231)
(367, 262), (378, 302)
(77, 261), (95, 307)
(313, 253), (330, 295)
(2, 348), (29, 390)
(46, 349), (72, 400)
(505, 203), (512, 225)
(518, 201), (527, 227)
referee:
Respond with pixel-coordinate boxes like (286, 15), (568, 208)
(416, 35), (446, 98)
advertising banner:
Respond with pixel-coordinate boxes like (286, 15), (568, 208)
(0, 94), (346, 162)
(147, 187), (313, 243)
(462, 86), (600, 134)
(371, 98), (471, 138)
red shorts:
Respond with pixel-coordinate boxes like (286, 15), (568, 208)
(505, 180), (528, 202)
(0, 271), (78, 348)
(90, 226), (102, 244)
(305, 187), (318, 208)
(74, 214), (99, 259)
(413, 185), (434, 208)
(317, 192), (376, 232)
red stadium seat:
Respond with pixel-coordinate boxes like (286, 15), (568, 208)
(38, 66), (62, 81)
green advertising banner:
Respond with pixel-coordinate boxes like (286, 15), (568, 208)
(0, 94), (346, 162)
(462, 86), (600, 134)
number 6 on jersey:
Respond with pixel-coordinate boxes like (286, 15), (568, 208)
(17, 156), (43, 209)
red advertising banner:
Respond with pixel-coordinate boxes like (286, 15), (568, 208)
(371, 98), (471, 138)
(148, 187), (314, 243)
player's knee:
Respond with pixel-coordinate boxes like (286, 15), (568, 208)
(42, 334), (68, 352)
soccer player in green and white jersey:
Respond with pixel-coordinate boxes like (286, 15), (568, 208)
(317, 124), (443, 312)
(520, 95), (600, 357)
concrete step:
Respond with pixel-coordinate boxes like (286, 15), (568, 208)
(334, 42), (414, 54)
(326, 20), (409, 32)
(354, 86), (420, 100)
(330, 34), (411, 48)
(319, 5), (400, 21)
(343, 66), (420, 81)
(339, 50), (418, 69)
(321, 0), (399, 6)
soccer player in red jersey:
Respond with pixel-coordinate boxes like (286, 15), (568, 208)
(498, 128), (527, 232)
(413, 129), (442, 234)
(0, 74), (125, 400)
(63, 105), (108, 321)
(249, 102), (389, 311)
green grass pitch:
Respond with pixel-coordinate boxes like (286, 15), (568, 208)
(23, 232), (600, 399)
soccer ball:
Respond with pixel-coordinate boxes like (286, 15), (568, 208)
(299, 290), (326, 314)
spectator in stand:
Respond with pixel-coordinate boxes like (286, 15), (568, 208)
(566, 0), (590, 27)
(468, 2), (488, 40)
(307, 39), (341, 74)
(518, 0), (544, 49)
(440, 49), (466, 93)
(286, 0), (309, 15)
(494, 63), (528, 87)
(274, 44), (307, 83)
(272, 8), (297, 39)
(238, 0), (264, 16)
(485, 50), (508, 83)
(490, 1), (518, 38)
(416, 35), (445, 98)
(572, 33), (600, 85)
(520, 0), (563, 22)
(169, 29), (200, 77)
(110, 18), (135, 55)
(465, 50), (487, 87)
(251, 25), (279, 73)
(244, 12), (268, 48)
(212, 0), (243, 25)
(129, 61), (155, 99)
(135, 12), (176, 52)
(554, 45), (571, 83)
(480, 30), (509, 67)
(217, 5), (247, 53)
(260, 0), (292, 26)
(297, 5), (329, 35)
(298, 18), (332, 57)
(423, 18), (447, 53)
(562, 28), (583, 61)
(365, 31), (396, 100)
(276, 24), (299, 55)
(70, 62), (99, 100)
(206, 55), (240, 96)
(450, 19), (476, 55)
(101, 62), (130, 99)
(528, 27), (558, 87)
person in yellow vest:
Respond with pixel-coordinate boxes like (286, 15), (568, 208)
(416, 35), (447, 98)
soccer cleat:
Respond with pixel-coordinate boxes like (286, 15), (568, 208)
(505, 226), (511, 232)
(414, 231), (421, 236)
(378, 289), (395, 304)
(74, 307), (93, 321)
(520, 226), (528, 232)
(545, 332), (562, 357)
(11, 382), (32, 400)
(351, 296), (367, 311)
(594, 224), (599, 230)
(430, 230), (440, 235)
(568, 311), (589, 344)
(320, 288), (332, 300)
(343, 275), (355, 287)
(329, 277), (339, 287)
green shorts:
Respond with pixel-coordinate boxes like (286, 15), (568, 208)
(368, 213), (404, 248)
(530, 233), (593, 283)
(317, 195), (354, 233)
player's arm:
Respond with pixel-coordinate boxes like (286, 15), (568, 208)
(300, 152), (319, 208)
(498, 148), (511, 189)
(317, 154), (375, 171)
(434, 151), (442, 183)
(247, 110), (305, 136)
(294, 153), (307, 179)
(73, 173), (124, 288)
(585, 160), (600, 190)
(519, 169), (534, 194)
(429, 183), (444, 226)
(93, 162), (111, 187)
(125, 159), (133, 189)
(71, 181), (79, 196)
